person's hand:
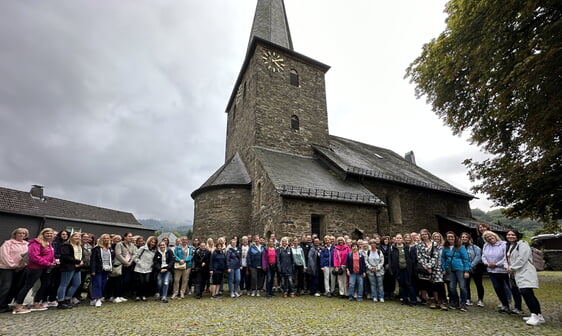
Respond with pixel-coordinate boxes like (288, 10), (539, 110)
(463, 272), (470, 279)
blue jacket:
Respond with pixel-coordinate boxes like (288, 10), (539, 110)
(226, 247), (241, 269)
(247, 243), (264, 268)
(319, 245), (333, 268)
(465, 244), (481, 270)
(441, 245), (471, 272)
(173, 245), (193, 268)
(210, 249), (227, 273)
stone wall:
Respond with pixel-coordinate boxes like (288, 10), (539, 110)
(364, 180), (471, 235)
(192, 187), (252, 240)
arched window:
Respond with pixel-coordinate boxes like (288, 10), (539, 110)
(291, 115), (300, 130)
(290, 69), (299, 87)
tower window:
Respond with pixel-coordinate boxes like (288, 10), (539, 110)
(291, 115), (300, 130)
(290, 69), (299, 87)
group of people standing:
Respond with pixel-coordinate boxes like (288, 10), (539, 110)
(0, 224), (544, 326)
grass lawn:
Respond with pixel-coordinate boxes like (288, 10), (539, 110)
(2, 272), (561, 336)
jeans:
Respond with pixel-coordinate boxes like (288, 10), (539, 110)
(57, 270), (81, 301)
(266, 266), (277, 294)
(91, 272), (109, 299)
(280, 274), (294, 294)
(367, 272), (384, 300)
(228, 268), (240, 294)
(448, 270), (467, 306)
(488, 273), (510, 307)
(156, 271), (171, 298)
(348, 273), (364, 299)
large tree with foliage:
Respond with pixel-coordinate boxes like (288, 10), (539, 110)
(406, 1), (561, 224)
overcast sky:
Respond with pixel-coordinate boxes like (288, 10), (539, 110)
(0, 1), (496, 222)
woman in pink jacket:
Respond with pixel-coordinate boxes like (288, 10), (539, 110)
(333, 236), (351, 297)
(12, 228), (57, 314)
(0, 228), (29, 313)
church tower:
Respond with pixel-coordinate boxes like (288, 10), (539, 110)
(224, 0), (331, 165)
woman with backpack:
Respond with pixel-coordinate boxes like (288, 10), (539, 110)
(365, 239), (384, 302)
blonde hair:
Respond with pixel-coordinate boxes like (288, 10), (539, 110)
(37, 228), (54, 247)
(11, 228), (29, 239)
(431, 232), (444, 246)
(69, 232), (82, 248)
(482, 230), (502, 242)
(96, 234), (112, 248)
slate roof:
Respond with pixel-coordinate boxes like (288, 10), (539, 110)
(191, 152), (251, 197)
(249, 0), (293, 51)
(255, 147), (384, 205)
(437, 215), (509, 233)
(0, 186), (141, 225)
(313, 135), (474, 199)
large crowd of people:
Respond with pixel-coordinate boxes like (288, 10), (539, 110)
(0, 223), (545, 326)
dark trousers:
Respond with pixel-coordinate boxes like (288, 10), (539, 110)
(249, 267), (264, 291)
(520, 288), (541, 314)
(266, 267), (277, 295)
(116, 265), (134, 298)
(383, 269), (396, 297)
(489, 273), (511, 307)
(397, 268), (417, 304)
(0, 269), (24, 309)
(240, 267), (251, 291)
(469, 264), (485, 301)
(134, 272), (152, 298)
(15, 268), (51, 304)
(194, 269), (209, 297)
(294, 265), (305, 292)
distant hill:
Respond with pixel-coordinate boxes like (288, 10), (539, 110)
(139, 219), (192, 235)
(471, 208), (543, 233)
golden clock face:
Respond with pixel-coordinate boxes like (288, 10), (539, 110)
(262, 50), (285, 72)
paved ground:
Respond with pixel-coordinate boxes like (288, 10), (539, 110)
(1, 273), (561, 336)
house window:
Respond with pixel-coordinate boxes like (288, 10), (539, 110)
(290, 69), (299, 86)
(66, 226), (82, 234)
(291, 115), (300, 130)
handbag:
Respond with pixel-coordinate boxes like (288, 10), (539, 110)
(174, 262), (187, 270)
(109, 264), (122, 277)
(332, 249), (344, 275)
(443, 249), (456, 282)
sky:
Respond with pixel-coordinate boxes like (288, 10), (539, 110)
(0, 0), (497, 223)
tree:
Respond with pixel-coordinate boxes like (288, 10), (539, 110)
(406, 0), (562, 223)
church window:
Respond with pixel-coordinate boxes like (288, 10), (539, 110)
(290, 69), (299, 87)
(291, 115), (300, 130)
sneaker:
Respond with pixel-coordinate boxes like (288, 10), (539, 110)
(235, 292), (241, 298)
(526, 313), (541, 326)
(141, 297), (147, 301)
(171, 295), (177, 300)
(47, 301), (58, 308)
(231, 293), (236, 298)
(30, 304), (48, 312)
(57, 301), (73, 309)
(314, 293), (321, 297)
(477, 300), (484, 307)
(71, 297), (81, 305)
(379, 298), (384, 303)
(250, 291), (256, 297)
(12, 307), (31, 314)
(523, 314), (545, 323)
(440, 304), (449, 311)
(161, 298), (168, 303)
(256, 291), (260, 297)
(465, 300), (473, 306)
(135, 297), (141, 301)
(373, 298), (378, 302)
(95, 300), (102, 308)
(112, 297), (123, 303)
(90, 300), (96, 306)
(460, 305), (467, 312)
(512, 308), (524, 315)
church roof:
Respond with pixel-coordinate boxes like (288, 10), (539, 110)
(255, 147), (384, 206)
(313, 135), (474, 199)
(249, 0), (293, 51)
(191, 152), (251, 197)
(0, 186), (141, 226)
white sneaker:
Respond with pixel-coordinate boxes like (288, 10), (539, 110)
(47, 301), (58, 307)
(466, 300), (473, 306)
(526, 313), (540, 326)
(112, 297), (123, 303)
(256, 291), (261, 297)
(71, 297), (80, 305)
(231, 293), (236, 298)
(250, 291), (256, 297)
(90, 300), (96, 306)
(477, 300), (484, 307)
(314, 293), (321, 297)
(523, 314), (545, 323)
(379, 298), (384, 302)
(95, 300), (102, 308)
(119, 297), (128, 302)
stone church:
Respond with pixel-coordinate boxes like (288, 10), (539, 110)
(192, 0), (476, 240)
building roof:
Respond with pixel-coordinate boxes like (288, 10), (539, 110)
(191, 152), (252, 197)
(255, 147), (384, 206)
(437, 215), (508, 232)
(249, 0), (293, 51)
(0, 186), (141, 226)
(313, 135), (474, 198)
